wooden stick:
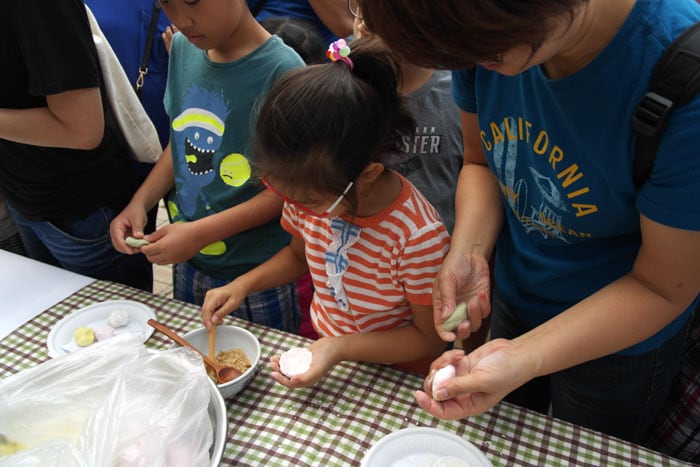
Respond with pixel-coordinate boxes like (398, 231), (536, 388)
(208, 325), (216, 361)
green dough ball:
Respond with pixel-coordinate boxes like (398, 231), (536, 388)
(125, 236), (150, 248)
(443, 302), (468, 331)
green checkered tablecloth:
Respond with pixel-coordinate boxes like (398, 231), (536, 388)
(0, 280), (692, 466)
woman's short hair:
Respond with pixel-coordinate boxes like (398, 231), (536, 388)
(358, 0), (587, 69)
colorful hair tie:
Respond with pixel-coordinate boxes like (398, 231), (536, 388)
(327, 39), (353, 69)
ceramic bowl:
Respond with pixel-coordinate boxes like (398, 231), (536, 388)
(173, 326), (260, 399)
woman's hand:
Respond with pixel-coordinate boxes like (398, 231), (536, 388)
(269, 337), (342, 388)
(415, 339), (530, 420)
(433, 251), (491, 342)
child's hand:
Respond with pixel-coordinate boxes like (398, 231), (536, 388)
(109, 204), (149, 254)
(201, 282), (247, 329)
(161, 25), (178, 55)
(269, 337), (341, 388)
(139, 222), (202, 265)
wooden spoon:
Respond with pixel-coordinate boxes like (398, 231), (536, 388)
(147, 319), (242, 383)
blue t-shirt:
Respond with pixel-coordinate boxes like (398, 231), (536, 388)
(164, 34), (304, 279)
(247, 0), (337, 45)
(452, 0), (700, 354)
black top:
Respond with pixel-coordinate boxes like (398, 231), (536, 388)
(0, 0), (137, 221)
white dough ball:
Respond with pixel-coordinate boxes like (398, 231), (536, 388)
(108, 309), (129, 328)
(279, 347), (312, 377)
(431, 364), (456, 395)
(94, 324), (115, 341)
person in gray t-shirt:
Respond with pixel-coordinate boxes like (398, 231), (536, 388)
(353, 14), (462, 234)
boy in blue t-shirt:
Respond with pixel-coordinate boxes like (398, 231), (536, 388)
(111, 0), (305, 332)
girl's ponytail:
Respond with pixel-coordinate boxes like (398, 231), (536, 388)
(346, 39), (415, 157)
(254, 38), (415, 209)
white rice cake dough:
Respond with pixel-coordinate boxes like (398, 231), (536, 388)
(279, 347), (312, 377)
(108, 309), (129, 328)
(431, 364), (456, 395)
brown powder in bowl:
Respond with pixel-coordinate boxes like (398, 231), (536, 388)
(206, 348), (251, 383)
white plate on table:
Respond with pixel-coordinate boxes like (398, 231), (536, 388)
(47, 300), (156, 358)
(361, 427), (492, 467)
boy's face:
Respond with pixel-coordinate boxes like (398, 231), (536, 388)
(159, 0), (244, 51)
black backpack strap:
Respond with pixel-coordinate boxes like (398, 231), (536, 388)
(631, 21), (700, 188)
(135, 0), (162, 98)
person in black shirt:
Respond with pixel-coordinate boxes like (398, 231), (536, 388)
(0, 0), (152, 291)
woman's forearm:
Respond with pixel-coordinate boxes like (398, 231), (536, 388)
(0, 88), (104, 149)
(515, 272), (692, 382)
(450, 162), (503, 262)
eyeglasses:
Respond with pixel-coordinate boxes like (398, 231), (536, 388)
(347, 0), (362, 20)
(262, 177), (354, 218)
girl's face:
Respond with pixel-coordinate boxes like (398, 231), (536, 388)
(263, 178), (354, 218)
(159, 0), (244, 51)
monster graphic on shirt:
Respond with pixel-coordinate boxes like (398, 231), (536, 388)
(171, 88), (229, 218)
(168, 87), (253, 257)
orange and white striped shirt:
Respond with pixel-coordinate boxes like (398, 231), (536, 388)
(281, 173), (450, 338)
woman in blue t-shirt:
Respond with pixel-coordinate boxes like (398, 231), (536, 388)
(359, 0), (700, 448)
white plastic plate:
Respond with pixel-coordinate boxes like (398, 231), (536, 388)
(46, 300), (156, 358)
(361, 427), (493, 467)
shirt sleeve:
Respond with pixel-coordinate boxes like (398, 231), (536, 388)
(399, 223), (450, 306)
(14, 0), (101, 96)
(451, 67), (478, 113)
(636, 93), (700, 231)
(280, 202), (304, 238)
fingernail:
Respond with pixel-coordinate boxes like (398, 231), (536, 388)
(435, 389), (448, 400)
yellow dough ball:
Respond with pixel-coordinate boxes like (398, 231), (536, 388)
(74, 326), (95, 347)
(0, 434), (28, 455)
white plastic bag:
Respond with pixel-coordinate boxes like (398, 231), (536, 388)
(0, 335), (213, 467)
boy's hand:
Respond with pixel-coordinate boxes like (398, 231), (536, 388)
(140, 222), (203, 265)
(109, 204), (148, 254)
(201, 282), (247, 329)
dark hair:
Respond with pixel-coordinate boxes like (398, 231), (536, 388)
(260, 17), (326, 65)
(358, 0), (587, 69)
(254, 38), (415, 212)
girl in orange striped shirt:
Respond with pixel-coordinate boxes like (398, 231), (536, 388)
(201, 38), (450, 387)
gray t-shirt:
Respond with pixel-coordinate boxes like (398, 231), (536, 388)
(383, 70), (462, 233)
